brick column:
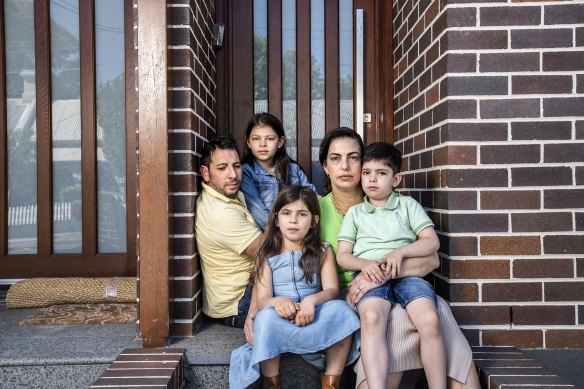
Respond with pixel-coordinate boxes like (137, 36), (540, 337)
(167, 0), (217, 336)
(393, 0), (584, 348)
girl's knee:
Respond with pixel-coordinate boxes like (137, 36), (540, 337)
(359, 307), (386, 329)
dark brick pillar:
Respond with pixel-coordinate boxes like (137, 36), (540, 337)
(167, 0), (217, 336)
(393, 0), (584, 348)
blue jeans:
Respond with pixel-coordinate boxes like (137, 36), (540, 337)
(222, 283), (253, 328)
(357, 276), (437, 309)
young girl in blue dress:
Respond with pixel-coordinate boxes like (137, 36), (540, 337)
(240, 112), (317, 230)
(229, 185), (360, 389)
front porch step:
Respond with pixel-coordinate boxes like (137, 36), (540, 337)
(168, 319), (426, 389)
(0, 305), (141, 388)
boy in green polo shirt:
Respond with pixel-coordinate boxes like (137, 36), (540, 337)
(336, 142), (446, 389)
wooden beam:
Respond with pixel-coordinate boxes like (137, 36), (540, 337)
(324, 0), (340, 133)
(34, 0), (52, 256)
(80, 0), (97, 257)
(296, 0), (311, 175)
(137, 0), (169, 348)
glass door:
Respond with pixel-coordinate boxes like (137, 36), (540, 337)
(217, 0), (392, 194)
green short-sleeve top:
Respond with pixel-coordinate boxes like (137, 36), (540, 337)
(319, 193), (354, 289)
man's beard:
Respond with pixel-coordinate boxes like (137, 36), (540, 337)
(208, 180), (240, 199)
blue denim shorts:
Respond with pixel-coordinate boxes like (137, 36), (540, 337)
(357, 276), (436, 309)
(391, 277), (437, 308)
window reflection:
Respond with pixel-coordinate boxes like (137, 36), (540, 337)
(310, 0), (325, 194)
(282, 0), (297, 160)
(96, 0), (126, 253)
(339, 0), (353, 128)
(253, 0), (268, 113)
(5, 0), (38, 254)
(50, 0), (82, 254)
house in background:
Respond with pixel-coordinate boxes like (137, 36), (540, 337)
(1, 0), (583, 350)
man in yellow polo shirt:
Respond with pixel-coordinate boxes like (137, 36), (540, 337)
(196, 137), (263, 335)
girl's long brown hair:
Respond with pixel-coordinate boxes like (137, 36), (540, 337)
(254, 185), (323, 285)
(242, 112), (296, 188)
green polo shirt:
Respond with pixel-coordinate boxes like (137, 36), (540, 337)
(338, 192), (433, 261)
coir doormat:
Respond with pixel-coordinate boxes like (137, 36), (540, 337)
(19, 303), (137, 325)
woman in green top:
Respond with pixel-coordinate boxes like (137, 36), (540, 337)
(318, 128), (480, 389)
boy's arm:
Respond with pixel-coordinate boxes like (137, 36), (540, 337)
(337, 240), (385, 283)
(383, 226), (440, 278)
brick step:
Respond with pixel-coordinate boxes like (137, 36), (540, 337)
(90, 348), (185, 389)
(473, 346), (578, 389)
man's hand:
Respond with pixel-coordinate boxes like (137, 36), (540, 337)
(361, 260), (385, 283)
(295, 299), (315, 326)
(274, 297), (299, 320)
(244, 306), (257, 346)
(383, 249), (404, 279)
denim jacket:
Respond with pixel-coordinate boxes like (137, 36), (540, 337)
(241, 160), (316, 230)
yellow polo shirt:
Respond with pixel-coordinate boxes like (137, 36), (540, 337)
(195, 183), (261, 318)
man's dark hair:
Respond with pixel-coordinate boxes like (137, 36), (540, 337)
(201, 136), (240, 167)
(362, 142), (402, 173)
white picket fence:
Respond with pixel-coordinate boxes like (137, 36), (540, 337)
(7, 202), (71, 226)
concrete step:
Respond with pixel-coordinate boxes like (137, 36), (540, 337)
(168, 319), (427, 389)
(0, 305), (141, 389)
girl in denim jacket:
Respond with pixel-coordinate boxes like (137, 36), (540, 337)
(241, 112), (317, 230)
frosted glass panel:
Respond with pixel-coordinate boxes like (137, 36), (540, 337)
(5, 0), (38, 254)
(310, 0), (325, 194)
(282, 0), (297, 160)
(96, 0), (126, 253)
(339, 0), (353, 128)
(254, 0), (268, 113)
(50, 0), (82, 254)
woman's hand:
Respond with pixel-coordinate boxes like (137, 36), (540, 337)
(274, 297), (299, 320)
(295, 298), (316, 326)
(348, 272), (380, 306)
(361, 260), (385, 284)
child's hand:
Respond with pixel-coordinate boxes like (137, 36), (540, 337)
(361, 260), (385, 283)
(274, 297), (299, 320)
(295, 299), (315, 326)
(383, 250), (404, 278)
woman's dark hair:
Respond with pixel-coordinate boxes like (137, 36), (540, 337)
(242, 112), (292, 187)
(254, 185), (323, 285)
(318, 127), (365, 194)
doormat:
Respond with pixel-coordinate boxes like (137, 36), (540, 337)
(6, 277), (136, 309)
(19, 303), (137, 325)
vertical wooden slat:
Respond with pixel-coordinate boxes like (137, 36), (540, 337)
(324, 0), (339, 133)
(267, 0), (282, 119)
(34, 0), (52, 257)
(231, 0), (253, 146)
(138, 0), (169, 348)
(124, 0), (137, 272)
(296, 0), (311, 174)
(0, 0), (6, 256)
(80, 0), (97, 257)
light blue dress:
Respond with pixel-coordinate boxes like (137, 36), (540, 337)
(229, 246), (361, 389)
(241, 161), (317, 230)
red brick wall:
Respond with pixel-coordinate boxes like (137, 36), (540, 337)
(393, 0), (584, 348)
(167, 0), (216, 336)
